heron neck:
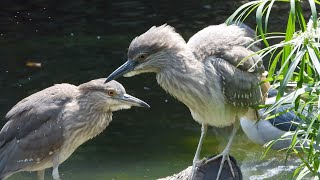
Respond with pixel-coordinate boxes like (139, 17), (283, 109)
(63, 98), (112, 144)
(156, 51), (209, 114)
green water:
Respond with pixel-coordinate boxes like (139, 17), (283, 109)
(0, 0), (301, 179)
(7, 119), (300, 180)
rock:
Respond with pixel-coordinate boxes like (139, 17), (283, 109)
(158, 155), (242, 180)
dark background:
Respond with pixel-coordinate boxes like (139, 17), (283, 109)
(0, 0), (246, 115)
(0, 0), (293, 118)
(0, 0), (311, 179)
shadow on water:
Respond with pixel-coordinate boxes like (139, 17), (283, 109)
(0, 0), (301, 179)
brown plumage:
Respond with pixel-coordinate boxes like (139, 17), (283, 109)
(0, 79), (149, 180)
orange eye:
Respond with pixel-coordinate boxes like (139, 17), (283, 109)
(107, 90), (116, 96)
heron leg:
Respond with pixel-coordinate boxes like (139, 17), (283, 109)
(52, 154), (61, 180)
(191, 123), (207, 179)
(206, 120), (240, 180)
(37, 169), (45, 180)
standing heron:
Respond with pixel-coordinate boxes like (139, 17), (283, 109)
(105, 24), (265, 179)
(0, 79), (149, 180)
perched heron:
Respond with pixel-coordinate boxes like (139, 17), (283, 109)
(0, 79), (149, 180)
(105, 23), (265, 179)
(241, 89), (302, 150)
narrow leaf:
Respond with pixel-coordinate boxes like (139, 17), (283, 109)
(279, 48), (307, 95)
(307, 45), (320, 76)
(265, 0), (276, 33)
(256, 1), (270, 46)
(308, 0), (318, 28)
(226, 1), (260, 24)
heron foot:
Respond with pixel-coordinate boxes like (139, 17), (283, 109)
(205, 152), (235, 180)
(190, 158), (207, 179)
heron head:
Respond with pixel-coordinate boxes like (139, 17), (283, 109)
(79, 79), (149, 112)
(105, 24), (186, 83)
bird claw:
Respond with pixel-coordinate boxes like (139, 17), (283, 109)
(190, 158), (207, 179)
(205, 153), (236, 180)
(196, 157), (207, 166)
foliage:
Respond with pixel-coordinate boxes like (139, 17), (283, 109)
(227, 0), (320, 179)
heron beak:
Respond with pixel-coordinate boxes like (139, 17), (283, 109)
(105, 60), (138, 83)
(119, 93), (150, 108)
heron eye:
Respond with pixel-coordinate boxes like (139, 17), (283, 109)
(107, 90), (116, 96)
(137, 54), (147, 60)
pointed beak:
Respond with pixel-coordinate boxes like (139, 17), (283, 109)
(105, 60), (138, 83)
(118, 93), (150, 108)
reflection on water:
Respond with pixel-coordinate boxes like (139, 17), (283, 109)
(0, 0), (299, 179)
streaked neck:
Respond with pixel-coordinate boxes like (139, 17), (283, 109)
(156, 51), (209, 114)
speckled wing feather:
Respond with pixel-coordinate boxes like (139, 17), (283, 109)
(209, 57), (262, 107)
(187, 23), (264, 73)
(188, 23), (264, 107)
(0, 84), (77, 177)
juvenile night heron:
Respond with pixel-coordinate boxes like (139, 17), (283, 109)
(105, 23), (265, 179)
(0, 79), (149, 180)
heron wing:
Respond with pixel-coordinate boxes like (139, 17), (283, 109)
(187, 23), (264, 73)
(0, 83), (77, 176)
(209, 57), (262, 107)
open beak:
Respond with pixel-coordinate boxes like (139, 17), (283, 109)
(118, 93), (150, 108)
(105, 60), (138, 83)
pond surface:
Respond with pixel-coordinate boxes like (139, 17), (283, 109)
(0, 0), (301, 179)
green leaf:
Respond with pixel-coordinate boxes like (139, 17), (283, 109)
(308, 0), (318, 28)
(268, 50), (283, 79)
(265, 0), (276, 33)
(239, 3), (262, 23)
(281, 1), (296, 77)
(263, 86), (313, 116)
(297, 54), (305, 88)
(289, 0), (296, 17)
(307, 45), (320, 76)
(227, 0), (320, 177)
(278, 44), (303, 97)
(256, 1), (270, 46)
(296, 3), (307, 31)
(226, 1), (260, 24)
